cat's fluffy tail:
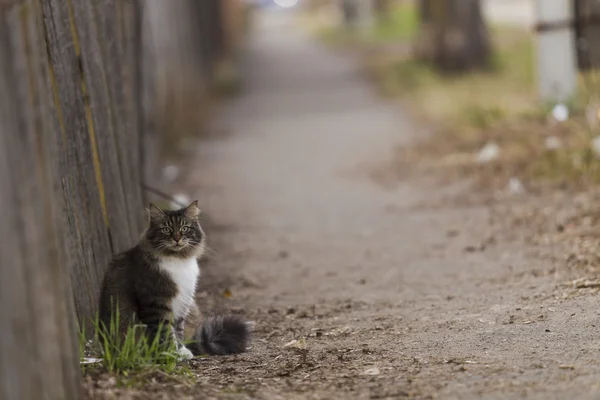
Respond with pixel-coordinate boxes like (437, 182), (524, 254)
(189, 315), (252, 355)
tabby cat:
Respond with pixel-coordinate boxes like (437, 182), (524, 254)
(99, 201), (250, 358)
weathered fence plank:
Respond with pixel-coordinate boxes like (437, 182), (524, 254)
(143, 0), (212, 157)
(24, 2), (82, 393)
(222, 0), (247, 59)
(71, 0), (144, 245)
(118, 0), (147, 209)
(41, 0), (115, 322)
(41, 0), (144, 325)
(0, 2), (81, 399)
(0, 12), (37, 400)
(1, 0), (241, 396)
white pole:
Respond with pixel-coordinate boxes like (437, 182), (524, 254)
(535, 0), (578, 104)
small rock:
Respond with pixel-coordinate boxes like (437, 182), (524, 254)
(551, 103), (569, 122)
(283, 337), (309, 364)
(283, 337), (307, 350)
(507, 177), (525, 195)
(476, 142), (500, 163)
(362, 367), (380, 376)
(278, 250), (289, 258)
(327, 326), (352, 337)
(446, 229), (460, 238)
(311, 327), (325, 337)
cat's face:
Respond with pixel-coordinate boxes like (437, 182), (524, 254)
(145, 201), (205, 258)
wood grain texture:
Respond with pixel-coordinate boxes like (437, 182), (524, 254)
(0, 2), (80, 398)
(1, 0), (231, 396)
(1, 0), (145, 348)
(40, 0), (144, 326)
(141, 0), (228, 158)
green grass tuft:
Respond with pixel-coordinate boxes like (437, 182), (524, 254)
(79, 304), (192, 380)
(371, 3), (419, 43)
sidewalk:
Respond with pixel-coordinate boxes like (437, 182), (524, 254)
(180, 10), (600, 400)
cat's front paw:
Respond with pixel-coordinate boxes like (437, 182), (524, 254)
(176, 345), (194, 360)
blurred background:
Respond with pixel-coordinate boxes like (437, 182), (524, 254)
(300, 0), (600, 190)
(4, 0), (600, 398)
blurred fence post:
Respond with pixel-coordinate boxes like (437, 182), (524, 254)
(222, 0), (246, 58)
(534, 0), (577, 103)
(142, 0), (213, 162)
(141, 0), (246, 184)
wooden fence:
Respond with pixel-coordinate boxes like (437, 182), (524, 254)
(141, 0), (246, 180)
(1, 0), (143, 397)
(0, 0), (244, 398)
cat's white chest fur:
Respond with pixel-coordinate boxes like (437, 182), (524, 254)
(158, 257), (200, 320)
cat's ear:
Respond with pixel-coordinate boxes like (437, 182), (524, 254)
(183, 200), (201, 219)
(146, 203), (165, 222)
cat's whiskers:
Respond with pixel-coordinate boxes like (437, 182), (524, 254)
(203, 245), (217, 256)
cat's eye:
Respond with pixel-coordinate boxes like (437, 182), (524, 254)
(161, 227), (171, 234)
(180, 226), (190, 233)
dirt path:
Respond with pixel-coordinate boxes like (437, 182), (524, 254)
(177, 11), (600, 400)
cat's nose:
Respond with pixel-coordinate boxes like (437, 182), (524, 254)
(173, 232), (182, 242)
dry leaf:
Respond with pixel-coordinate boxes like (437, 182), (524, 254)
(362, 367), (380, 376)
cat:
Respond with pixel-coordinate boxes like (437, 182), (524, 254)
(99, 200), (250, 359)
